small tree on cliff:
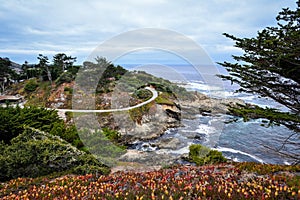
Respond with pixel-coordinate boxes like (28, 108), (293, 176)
(218, 1), (300, 162)
(37, 54), (52, 84)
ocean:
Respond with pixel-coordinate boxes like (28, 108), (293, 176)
(123, 64), (299, 165)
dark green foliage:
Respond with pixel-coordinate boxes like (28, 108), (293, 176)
(96, 58), (128, 93)
(217, 1), (300, 132)
(0, 106), (63, 144)
(118, 71), (193, 101)
(55, 72), (74, 85)
(0, 128), (108, 181)
(24, 78), (38, 92)
(36, 53), (77, 84)
(64, 125), (84, 149)
(0, 57), (16, 93)
(37, 54), (52, 83)
(0, 106), (84, 150)
(188, 144), (227, 166)
(228, 104), (300, 131)
(52, 53), (77, 80)
(78, 128), (126, 167)
(66, 65), (80, 75)
(101, 127), (121, 142)
(0, 57), (12, 79)
(133, 88), (152, 100)
(218, 1), (300, 163)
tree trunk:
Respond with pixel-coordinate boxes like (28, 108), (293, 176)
(45, 66), (52, 84)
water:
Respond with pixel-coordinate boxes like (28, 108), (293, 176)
(125, 64), (299, 165)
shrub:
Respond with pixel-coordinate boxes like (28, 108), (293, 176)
(0, 128), (108, 181)
(24, 79), (38, 92)
(101, 127), (121, 142)
(188, 144), (227, 165)
(56, 72), (74, 85)
(133, 89), (152, 100)
(64, 86), (73, 94)
(0, 106), (63, 144)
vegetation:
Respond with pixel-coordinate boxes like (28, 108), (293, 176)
(129, 102), (154, 124)
(0, 106), (114, 181)
(0, 57), (18, 94)
(155, 93), (175, 106)
(1, 39), (299, 198)
(0, 106), (64, 144)
(133, 88), (152, 100)
(101, 127), (121, 142)
(24, 80), (52, 107)
(55, 71), (74, 85)
(0, 128), (108, 181)
(1, 164), (299, 199)
(78, 57), (128, 93)
(188, 144), (227, 166)
(24, 78), (38, 92)
(36, 53), (77, 84)
(218, 1), (300, 162)
(78, 128), (126, 167)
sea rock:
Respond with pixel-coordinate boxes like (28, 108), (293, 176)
(156, 137), (181, 150)
(116, 104), (181, 143)
(118, 150), (179, 166)
(181, 92), (245, 117)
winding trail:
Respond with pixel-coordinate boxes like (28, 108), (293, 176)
(56, 87), (158, 113)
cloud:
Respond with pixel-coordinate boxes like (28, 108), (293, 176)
(0, 0), (297, 64)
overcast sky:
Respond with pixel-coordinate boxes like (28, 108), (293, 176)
(0, 0), (297, 66)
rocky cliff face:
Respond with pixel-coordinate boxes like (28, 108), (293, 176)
(180, 92), (245, 118)
(115, 103), (181, 143)
(116, 91), (245, 145)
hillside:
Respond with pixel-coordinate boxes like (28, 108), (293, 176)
(2, 60), (299, 199)
(1, 163), (299, 199)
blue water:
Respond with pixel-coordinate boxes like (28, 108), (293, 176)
(124, 64), (299, 165)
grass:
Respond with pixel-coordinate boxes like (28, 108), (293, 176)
(155, 92), (175, 106)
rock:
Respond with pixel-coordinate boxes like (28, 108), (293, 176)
(117, 104), (182, 143)
(181, 94), (246, 117)
(110, 162), (161, 173)
(180, 153), (189, 160)
(156, 137), (181, 150)
(165, 108), (181, 121)
(118, 150), (179, 166)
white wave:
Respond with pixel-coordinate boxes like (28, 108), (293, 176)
(180, 129), (198, 133)
(196, 124), (216, 136)
(213, 146), (265, 163)
(183, 82), (222, 91)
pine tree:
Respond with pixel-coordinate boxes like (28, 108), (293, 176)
(218, 1), (300, 162)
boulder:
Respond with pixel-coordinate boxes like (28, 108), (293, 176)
(156, 137), (181, 150)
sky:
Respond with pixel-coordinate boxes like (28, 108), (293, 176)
(0, 0), (297, 66)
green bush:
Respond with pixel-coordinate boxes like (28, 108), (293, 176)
(133, 89), (152, 100)
(56, 72), (74, 85)
(0, 106), (63, 144)
(188, 144), (227, 165)
(0, 106), (85, 150)
(24, 79), (38, 92)
(78, 128), (126, 167)
(64, 86), (73, 94)
(102, 127), (121, 142)
(0, 128), (108, 181)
